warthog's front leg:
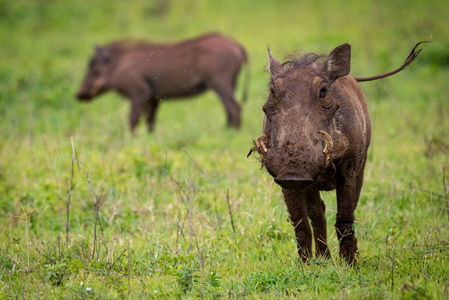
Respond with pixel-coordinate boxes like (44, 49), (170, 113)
(306, 191), (331, 259)
(282, 189), (312, 262)
(128, 83), (153, 133)
(145, 98), (160, 133)
(129, 101), (143, 133)
(335, 177), (359, 265)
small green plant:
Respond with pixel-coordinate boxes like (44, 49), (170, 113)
(174, 263), (200, 293)
(44, 262), (67, 286)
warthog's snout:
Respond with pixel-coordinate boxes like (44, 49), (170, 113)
(274, 174), (314, 191)
(76, 91), (92, 101)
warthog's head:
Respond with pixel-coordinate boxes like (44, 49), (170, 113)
(76, 46), (112, 101)
(249, 44), (353, 191)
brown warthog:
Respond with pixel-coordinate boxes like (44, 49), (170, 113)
(248, 42), (427, 264)
(76, 33), (248, 132)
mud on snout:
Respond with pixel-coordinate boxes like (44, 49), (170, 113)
(248, 131), (337, 191)
(264, 144), (323, 191)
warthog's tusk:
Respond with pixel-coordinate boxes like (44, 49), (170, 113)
(256, 134), (268, 160)
(247, 134), (268, 163)
(319, 130), (334, 153)
(318, 130), (334, 167)
(258, 139), (268, 153)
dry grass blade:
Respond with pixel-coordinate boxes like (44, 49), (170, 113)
(77, 159), (110, 260)
(181, 148), (236, 233)
(443, 167), (448, 220)
(66, 136), (76, 249)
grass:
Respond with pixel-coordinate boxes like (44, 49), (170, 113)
(1, 0), (449, 298)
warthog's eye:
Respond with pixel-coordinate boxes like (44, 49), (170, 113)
(92, 70), (100, 77)
(319, 87), (328, 98)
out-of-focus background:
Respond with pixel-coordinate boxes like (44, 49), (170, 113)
(1, 0), (448, 298)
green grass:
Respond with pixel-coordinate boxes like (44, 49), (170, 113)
(1, 0), (449, 298)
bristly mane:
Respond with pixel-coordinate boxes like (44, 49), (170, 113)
(282, 52), (327, 68)
(107, 32), (224, 54)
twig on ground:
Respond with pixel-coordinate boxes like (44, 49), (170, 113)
(66, 136), (75, 248)
(163, 169), (189, 203)
(75, 241), (90, 269)
(176, 219), (183, 245)
(188, 183), (194, 251)
(181, 148), (226, 195)
(391, 244), (396, 291)
(375, 256), (381, 272)
(181, 148), (237, 233)
(95, 180), (111, 256)
(411, 187), (444, 199)
(79, 164), (98, 260)
(164, 169), (199, 250)
(435, 227), (448, 244)
(127, 238), (131, 297)
(213, 195), (222, 235)
(443, 167), (448, 221)
(0, 245), (9, 260)
(19, 203), (30, 271)
(115, 220), (131, 295)
(78, 159), (109, 261)
(164, 170), (190, 243)
(226, 189), (236, 233)
(58, 235), (61, 262)
(199, 244), (205, 300)
(109, 248), (127, 271)
(186, 178), (199, 251)
(35, 247), (56, 265)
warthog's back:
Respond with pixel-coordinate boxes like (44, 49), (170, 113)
(108, 33), (246, 98)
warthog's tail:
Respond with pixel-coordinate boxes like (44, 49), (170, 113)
(354, 40), (429, 82)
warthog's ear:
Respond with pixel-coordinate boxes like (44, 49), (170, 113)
(268, 48), (282, 79)
(324, 43), (351, 81)
(95, 45), (111, 63)
(95, 45), (104, 54)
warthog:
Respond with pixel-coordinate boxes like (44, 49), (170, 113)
(76, 33), (248, 132)
(249, 42), (427, 264)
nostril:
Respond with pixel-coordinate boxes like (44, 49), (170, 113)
(76, 92), (90, 100)
(275, 176), (313, 184)
(274, 174), (314, 191)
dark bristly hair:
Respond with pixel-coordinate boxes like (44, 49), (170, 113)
(283, 52), (327, 68)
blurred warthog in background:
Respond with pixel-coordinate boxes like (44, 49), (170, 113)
(76, 33), (248, 132)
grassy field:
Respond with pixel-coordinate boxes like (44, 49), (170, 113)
(1, 0), (449, 298)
